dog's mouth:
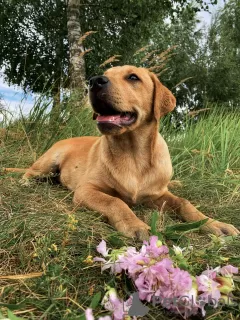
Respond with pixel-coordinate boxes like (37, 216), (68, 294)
(93, 108), (137, 127)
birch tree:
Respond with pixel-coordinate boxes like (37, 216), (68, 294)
(67, 0), (86, 90)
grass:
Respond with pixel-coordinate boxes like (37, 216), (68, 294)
(0, 101), (240, 320)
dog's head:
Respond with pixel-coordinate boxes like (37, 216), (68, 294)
(89, 65), (176, 135)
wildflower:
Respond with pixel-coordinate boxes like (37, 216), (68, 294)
(142, 236), (169, 258)
(210, 234), (226, 246)
(176, 277), (199, 318)
(102, 287), (133, 320)
(201, 266), (220, 279)
(51, 243), (58, 251)
(85, 308), (94, 320)
(201, 265), (237, 301)
(173, 245), (184, 256)
(118, 236), (170, 281)
(93, 237), (239, 319)
(196, 274), (221, 301)
(219, 265), (238, 276)
(85, 308), (112, 320)
(96, 240), (109, 257)
(167, 267), (192, 297)
(83, 255), (94, 264)
(196, 274), (221, 316)
(94, 240), (125, 273)
(118, 246), (149, 278)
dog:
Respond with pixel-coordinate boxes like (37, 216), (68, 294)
(6, 66), (239, 239)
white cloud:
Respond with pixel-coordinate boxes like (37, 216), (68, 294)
(0, 76), (34, 118)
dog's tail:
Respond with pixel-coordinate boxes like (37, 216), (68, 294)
(2, 167), (27, 174)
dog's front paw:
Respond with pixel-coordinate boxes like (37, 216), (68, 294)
(202, 220), (239, 236)
(115, 218), (150, 240)
(19, 178), (31, 187)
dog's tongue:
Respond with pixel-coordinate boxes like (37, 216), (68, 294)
(97, 114), (131, 125)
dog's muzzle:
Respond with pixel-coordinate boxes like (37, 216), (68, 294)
(89, 75), (137, 130)
(89, 76), (109, 92)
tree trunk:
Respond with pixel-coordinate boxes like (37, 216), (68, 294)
(67, 0), (86, 91)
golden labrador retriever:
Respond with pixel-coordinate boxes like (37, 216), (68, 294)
(6, 66), (239, 239)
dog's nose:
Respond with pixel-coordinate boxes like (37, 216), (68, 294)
(89, 76), (109, 91)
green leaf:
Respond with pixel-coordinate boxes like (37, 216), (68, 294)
(229, 257), (240, 264)
(0, 311), (5, 320)
(0, 304), (24, 311)
(150, 211), (158, 235)
(107, 234), (125, 247)
(165, 219), (208, 233)
(7, 310), (25, 320)
(74, 315), (86, 320)
(89, 292), (102, 309)
(150, 211), (164, 240)
(164, 233), (187, 241)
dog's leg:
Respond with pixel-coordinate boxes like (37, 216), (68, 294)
(73, 184), (150, 240)
(19, 150), (60, 185)
(153, 191), (239, 236)
(3, 168), (27, 174)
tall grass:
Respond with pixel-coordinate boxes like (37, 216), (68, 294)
(2, 98), (240, 179)
(161, 107), (240, 179)
(3, 94), (98, 155)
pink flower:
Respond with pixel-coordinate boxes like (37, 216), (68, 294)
(94, 237), (239, 319)
(96, 240), (109, 257)
(201, 266), (220, 279)
(118, 247), (146, 278)
(178, 285), (199, 318)
(220, 265), (238, 276)
(142, 236), (169, 258)
(94, 240), (124, 273)
(102, 287), (133, 320)
(167, 268), (192, 298)
(196, 274), (221, 316)
(85, 308), (94, 320)
(85, 308), (111, 320)
(138, 258), (173, 301)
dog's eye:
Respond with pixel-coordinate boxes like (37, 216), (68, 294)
(128, 74), (139, 81)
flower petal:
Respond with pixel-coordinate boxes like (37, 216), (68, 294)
(220, 265), (238, 276)
(93, 257), (107, 263)
(96, 240), (109, 257)
(85, 308), (94, 320)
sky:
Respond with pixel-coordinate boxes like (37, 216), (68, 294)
(0, 0), (225, 119)
(0, 76), (34, 118)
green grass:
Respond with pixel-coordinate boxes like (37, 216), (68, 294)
(0, 102), (240, 319)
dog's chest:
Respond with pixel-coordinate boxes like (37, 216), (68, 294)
(109, 157), (171, 204)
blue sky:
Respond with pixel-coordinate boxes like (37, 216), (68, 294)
(0, 77), (34, 117)
(0, 1), (224, 117)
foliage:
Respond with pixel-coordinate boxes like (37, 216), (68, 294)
(0, 0), (69, 96)
(128, 10), (208, 111)
(0, 0), (216, 95)
(81, 0), (207, 78)
(206, 0), (240, 106)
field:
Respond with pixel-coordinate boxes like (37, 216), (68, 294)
(0, 103), (240, 320)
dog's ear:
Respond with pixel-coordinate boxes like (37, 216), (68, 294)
(150, 72), (176, 120)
